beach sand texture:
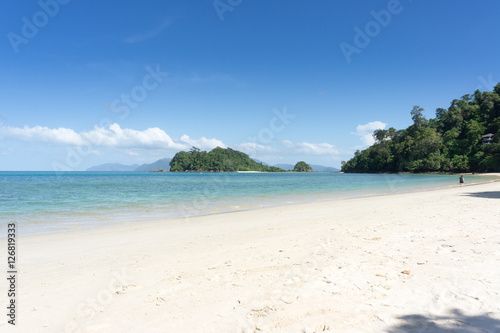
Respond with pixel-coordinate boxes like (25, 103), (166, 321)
(2, 181), (500, 332)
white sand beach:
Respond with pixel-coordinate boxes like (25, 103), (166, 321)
(3, 181), (500, 332)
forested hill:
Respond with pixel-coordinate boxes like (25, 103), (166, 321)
(169, 147), (285, 172)
(342, 83), (500, 173)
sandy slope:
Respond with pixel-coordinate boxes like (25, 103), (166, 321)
(2, 181), (500, 332)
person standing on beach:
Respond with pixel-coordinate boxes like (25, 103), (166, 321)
(459, 175), (465, 187)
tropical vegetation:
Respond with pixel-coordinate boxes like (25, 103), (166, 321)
(169, 147), (285, 172)
(293, 161), (313, 172)
(342, 83), (500, 173)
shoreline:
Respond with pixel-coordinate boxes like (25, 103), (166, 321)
(3, 181), (500, 332)
(9, 174), (499, 237)
(342, 171), (500, 176)
(9, 174), (500, 237)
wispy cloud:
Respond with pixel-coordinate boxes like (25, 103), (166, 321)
(281, 140), (340, 155)
(282, 140), (295, 149)
(185, 71), (236, 84)
(0, 123), (225, 151)
(296, 142), (339, 155)
(351, 121), (387, 146)
(179, 135), (226, 150)
(123, 19), (172, 44)
(235, 139), (341, 159)
(1, 147), (15, 156)
(234, 142), (275, 154)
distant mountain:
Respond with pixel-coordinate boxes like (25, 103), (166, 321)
(87, 158), (339, 172)
(252, 159), (270, 166)
(86, 163), (139, 172)
(310, 164), (340, 172)
(134, 158), (172, 172)
(86, 158), (172, 172)
(274, 164), (339, 172)
(274, 164), (294, 171)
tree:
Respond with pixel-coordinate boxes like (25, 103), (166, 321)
(451, 155), (469, 172)
(387, 127), (397, 140)
(169, 147), (286, 172)
(373, 129), (388, 143)
(435, 108), (447, 119)
(410, 105), (426, 128)
(293, 161), (312, 172)
(342, 83), (500, 173)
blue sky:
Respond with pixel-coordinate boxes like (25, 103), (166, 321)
(1, 0), (499, 170)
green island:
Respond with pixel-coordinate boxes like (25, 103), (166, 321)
(342, 83), (500, 173)
(169, 147), (286, 172)
(293, 161), (313, 172)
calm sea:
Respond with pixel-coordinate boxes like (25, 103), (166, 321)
(0, 172), (497, 233)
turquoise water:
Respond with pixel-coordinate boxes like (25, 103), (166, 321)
(0, 172), (497, 233)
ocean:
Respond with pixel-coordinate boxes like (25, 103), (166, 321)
(0, 172), (497, 233)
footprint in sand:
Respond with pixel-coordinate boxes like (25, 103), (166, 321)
(147, 297), (166, 306)
(115, 284), (137, 294)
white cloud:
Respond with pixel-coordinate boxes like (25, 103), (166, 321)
(0, 125), (85, 146)
(280, 140), (339, 155)
(81, 124), (184, 149)
(180, 135), (226, 150)
(0, 123), (226, 152)
(1, 147), (15, 156)
(295, 142), (339, 155)
(352, 121), (387, 146)
(123, 19), (172, 43)
(281, 139), (295, 149)
(235, 142), (275, 154)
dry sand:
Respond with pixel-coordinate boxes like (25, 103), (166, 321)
(2, 181), (500, 332)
